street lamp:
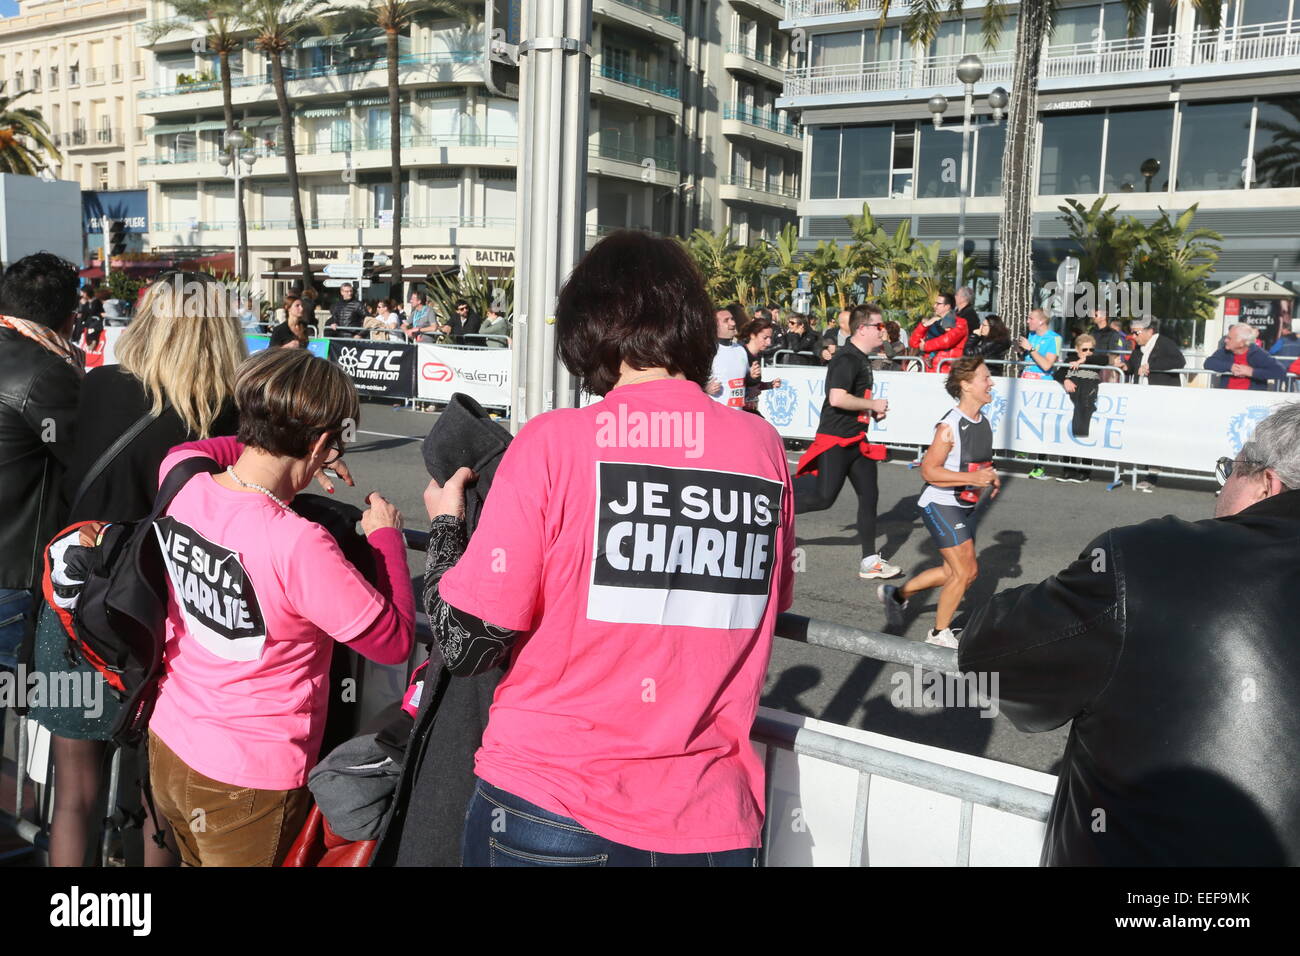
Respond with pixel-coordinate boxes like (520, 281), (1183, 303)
(218, 129), (256, 283)
(928, 57), (1007, 292)
(1141, 157), (1161, 192)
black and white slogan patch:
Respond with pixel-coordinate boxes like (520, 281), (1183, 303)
(588, 462), (784, 628)
(154, 516), (267, 661)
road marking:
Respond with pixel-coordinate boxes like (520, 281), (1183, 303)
(356, 429), (423, 441)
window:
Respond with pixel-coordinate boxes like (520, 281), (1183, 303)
(32, 69), (41, 91)
(891, 123), (915, 197)
(809, 126), (841, 199)
(1038, 111), (1104, 194)
(972, 121), (1007, 196)
(1103, 106), (1172, 192)
(1237, 0), (1291, 26)
(917, 124), (961, 198)
(95, 164), (109, 190)
(1253, 95), (1300, 188)
(15, 70), (23, 89)
(50, 66), (58, 89)
(811, 31), (862, 69)
(1051, 5), (1102, 47)
(838, 124), (891, 197)
(1176, 100), (1252, 190)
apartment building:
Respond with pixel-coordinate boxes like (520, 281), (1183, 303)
(779, 0), (1300, 292)
(134, 0), (802, 294)
(0, 0), (152, 191)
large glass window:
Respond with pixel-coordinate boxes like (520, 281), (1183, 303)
(811, 31), (862, 68)
(839, 124), (892, 197)
(916, 124), (961, 198)
(929, 21), (965, 58)
(1253, 95), (1300, 188)
(809, 126), (840, 198)
(1176, 100), (1252, 190)
(1101, 1), (1134, 41)
(1039, 111), (1104, 194)
(1237, 0), (1291, 26)
(973, 121), (1006, 196)
(1104, 106), (1172, 192)
(1052, 5), (1101, 46)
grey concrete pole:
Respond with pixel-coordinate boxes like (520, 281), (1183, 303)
(956, 84), (973, 293)
(510, 0), (591, 433)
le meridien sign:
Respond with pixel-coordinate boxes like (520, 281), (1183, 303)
(1042, 100), (1093, 111)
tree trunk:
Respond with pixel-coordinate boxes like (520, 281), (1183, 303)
(997, 0), (1048, 345)
(387, 31), (404, 307)
(271, 54), (313, 296)
(219, 48), (250, 285)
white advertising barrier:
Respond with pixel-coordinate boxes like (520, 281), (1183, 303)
(416, 343), (511, 408)
(756, 708), (1054, 866)
(81, 325), (124, 368)
(759, 365), (1298, 472)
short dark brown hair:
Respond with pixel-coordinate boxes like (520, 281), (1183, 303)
(738, 314), (776, 344)
(235, 348), (360, 459)
(556, 231), (714, 396)
(849, 302), (883, 334)
(945, 355), (986, 399)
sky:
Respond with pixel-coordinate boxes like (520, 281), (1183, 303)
(0, 0), (18, 18)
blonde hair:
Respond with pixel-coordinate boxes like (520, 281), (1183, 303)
(115, 272), (248, 437)
(1074, 333), (1096, 350)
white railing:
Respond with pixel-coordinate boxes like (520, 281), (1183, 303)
(785, 20), (1300, 96)
(785, 0), (886, 20)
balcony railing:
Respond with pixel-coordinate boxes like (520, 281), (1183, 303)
(589, 140), (680, 172)
(723, 103), (801, 137)
(150, 215), (514, 232)
(138, 133), (518, 166)
(785, 0), (883, 19)
(785, 20), (1300, 96)
(594, 63), (681, 99)
(139, 50), (481, 98)
(726, 43), (785, 71)
(611, 0), (684, 26)
(86, 67), (105, 84)
(720, 174), (800, 198)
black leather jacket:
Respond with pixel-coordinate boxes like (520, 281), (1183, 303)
(0, 328), (82, 589)
(961, 490), (1300, 865)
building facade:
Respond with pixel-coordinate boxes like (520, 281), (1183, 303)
(1, 0), (152, 192)
(779, 0), (1300, 299)
(133, 0), (802, 295)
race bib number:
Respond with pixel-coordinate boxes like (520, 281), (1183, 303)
(154, 517), (267, 661)
(726, 377), (745, 407)
(589, 462), (784, 629)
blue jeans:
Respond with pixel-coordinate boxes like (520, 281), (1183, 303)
(0, 588), (34, 672)
(462, 779), (758, 867)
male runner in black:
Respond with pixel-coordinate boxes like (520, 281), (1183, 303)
(793, 303), (902, 580)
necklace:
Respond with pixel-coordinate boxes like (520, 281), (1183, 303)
(619, 370), (673, 387)
(226, 466), (291, 510)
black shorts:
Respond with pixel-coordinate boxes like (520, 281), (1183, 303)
(919, 501), (977, 549)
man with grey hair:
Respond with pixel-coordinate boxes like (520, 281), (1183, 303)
(1204, 322), (1288, 391)
(954, 286), (978, 334)
(960, 400), (1300, 865)
(1125, 315), (1185, 386)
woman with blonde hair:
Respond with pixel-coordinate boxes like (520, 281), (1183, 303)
(30, 271), (248, 867)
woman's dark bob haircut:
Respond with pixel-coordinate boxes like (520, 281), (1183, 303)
(556, 231), (715, 396)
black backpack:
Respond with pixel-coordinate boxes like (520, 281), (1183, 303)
(71, 456), (220, 746)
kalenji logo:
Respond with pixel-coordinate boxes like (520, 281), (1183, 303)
(422, 362), (455, 382)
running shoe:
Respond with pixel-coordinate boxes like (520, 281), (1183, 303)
(1135, 480), (1155, 493)
(1055, 469), (1086, 483)
(1028, 467), (1050, 480)
(877, 584), (908, 631)
(925, 627), (961, 649)
(859, 557), (903, 580)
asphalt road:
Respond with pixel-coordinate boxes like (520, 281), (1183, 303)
(332, 399), (1216, 776)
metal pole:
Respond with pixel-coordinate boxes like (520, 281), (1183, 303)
(511, 0), (591, 432)
(955, 83), (973, 292)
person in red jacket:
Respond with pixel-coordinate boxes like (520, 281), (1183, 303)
(909, 293), (970, 372)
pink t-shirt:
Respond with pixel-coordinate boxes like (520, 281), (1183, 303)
(439, 378), (796, 853)
(150, 447), (394, 790)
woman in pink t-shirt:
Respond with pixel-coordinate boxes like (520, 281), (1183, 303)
(422, 232), (796, 866)
(147, 349), (415, 867)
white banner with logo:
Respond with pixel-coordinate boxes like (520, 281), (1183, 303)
(416, 344), (511, 408)
(758, 366), (1297, 473)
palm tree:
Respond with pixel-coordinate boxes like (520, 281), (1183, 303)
(1129, 205), (1222, 324)
(147, 2), (250, 281)
(763, 223), (804, 309)
(241, 0), (342, 295)
(1057, 196), (1145, 288)
(683, 228), (740, 303)
(365, 1), (473, 305)
(870, 0), (1222, 339)
(0, 84), (61, 175)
